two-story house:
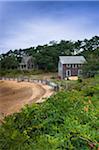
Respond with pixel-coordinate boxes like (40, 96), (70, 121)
(58, 56), (86, 79)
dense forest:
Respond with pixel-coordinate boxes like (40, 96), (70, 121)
(0, 36), (99, 76)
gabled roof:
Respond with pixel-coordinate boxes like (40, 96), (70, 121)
(21, 56), (33, 64)
(59, 56), (86, 64)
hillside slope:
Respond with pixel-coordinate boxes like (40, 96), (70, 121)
(0, 76), (99, 149)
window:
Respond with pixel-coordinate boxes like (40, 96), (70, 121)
(66, 70), (71, 77)
(66, 64), (71, 68)
(72, 64), (75, 68)
(72, 64), (77, 68)
(78, 64), (81, 67)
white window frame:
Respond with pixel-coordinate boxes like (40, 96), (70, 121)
(66, 64), (71, 68)
(66, 70), (71, 77)
(72, 64), (77, 68)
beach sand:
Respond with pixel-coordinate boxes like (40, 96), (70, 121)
(0, 80), (53, 116)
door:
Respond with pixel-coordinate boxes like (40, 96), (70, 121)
(66, 70), (71, 77)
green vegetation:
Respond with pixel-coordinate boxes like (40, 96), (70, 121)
(0, 36), (99, 75)
(81, 48), (99, 78)
(0, 69), (44, 78)
(0, 36), (99, 149)
(0, 76), (99, 149)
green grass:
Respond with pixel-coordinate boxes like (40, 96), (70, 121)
(0, 69), (57, 79)
(0, 69), (44, 77)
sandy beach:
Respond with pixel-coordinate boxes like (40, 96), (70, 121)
(0, 80), (53, 116)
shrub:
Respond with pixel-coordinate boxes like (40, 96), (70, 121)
(78, 77), (83, 83)
(0, 77), (98, 149)
(83, 86), (96, 96)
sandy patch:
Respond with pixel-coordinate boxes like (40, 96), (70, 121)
(68, 76), (78, 80)
(0, 80), (53, 117)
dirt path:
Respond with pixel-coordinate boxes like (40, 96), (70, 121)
(0, 80), (53, 117)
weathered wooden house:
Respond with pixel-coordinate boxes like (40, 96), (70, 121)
(19, 56), (36, 70)
(58, 56), (86, 79)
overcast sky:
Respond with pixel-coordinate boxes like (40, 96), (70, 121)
(0, 1), (99, 53)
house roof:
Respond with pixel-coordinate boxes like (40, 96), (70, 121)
(59, 56), (86, 64)
(21, 56), (33, 64)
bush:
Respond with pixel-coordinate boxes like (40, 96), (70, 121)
(78, 77), (83, 83)
(0, 77), (98, 149)
(82, 86), (97, 96)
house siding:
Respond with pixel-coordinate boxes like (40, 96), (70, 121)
(58, 61), (63, 79)
(62, 64), (82, 78)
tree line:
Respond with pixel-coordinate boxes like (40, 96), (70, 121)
(0, 36), (99, 76)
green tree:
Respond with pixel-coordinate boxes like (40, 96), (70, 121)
(82, 48), (99, 77)
(0, 55), (19, 69)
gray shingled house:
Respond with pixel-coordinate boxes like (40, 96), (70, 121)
(58, 56), (86, 79)
(19, 56), (36, 70)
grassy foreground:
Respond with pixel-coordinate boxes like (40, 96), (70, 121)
(0, 76), (99, 150)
